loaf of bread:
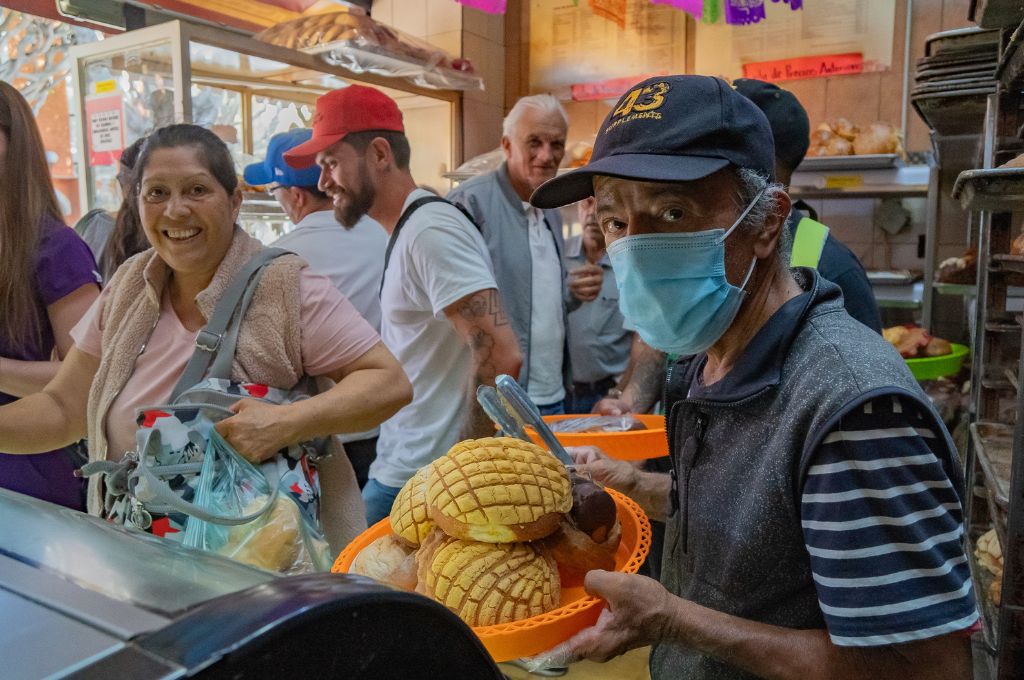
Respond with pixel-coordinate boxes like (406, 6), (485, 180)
(350, 534), (418, 590)
(426, 437), (572, 543)
(416, 529), (560, 626)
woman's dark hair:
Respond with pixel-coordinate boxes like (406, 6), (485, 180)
(132, 124), (238, 197)
(0, 81), (63, 353)
(101, 137), (148, 279)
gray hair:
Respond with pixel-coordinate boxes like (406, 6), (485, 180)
(734, 168), (791, 266)
(502, 94), (569, 139)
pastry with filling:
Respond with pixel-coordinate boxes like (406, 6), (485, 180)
(543, 472), (621, 574)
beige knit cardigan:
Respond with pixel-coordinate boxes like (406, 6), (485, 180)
(85, 227), (365, 549)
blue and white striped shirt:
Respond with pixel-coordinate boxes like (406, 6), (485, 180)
(801, 395), (978, 646)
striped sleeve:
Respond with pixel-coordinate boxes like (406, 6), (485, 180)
(801, 394), (978, 647)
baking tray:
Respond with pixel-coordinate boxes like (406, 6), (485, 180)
(952, 166), (1024, 210)
(969, 421), (1013, 508)
(970, 0), (1024, 29)
(912, 87), (997, 136)
(795, 154), (901, 171)
(997, 16), (1024, 88)
(990, 253), (1024, 275)
(967, 530), (1001, 653)
(933, 282), (979, 296)
(924, 26), (1001, 57)
(866, 269), (920, 284)
(1005, 367), (1019, 391)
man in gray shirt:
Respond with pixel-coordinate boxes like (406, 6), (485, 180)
(563, 197), (633, 414)
(449, 95), (602, 414)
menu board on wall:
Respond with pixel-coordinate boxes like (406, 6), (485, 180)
(694, 0), (896, 80)
(529, 0), (688, 93)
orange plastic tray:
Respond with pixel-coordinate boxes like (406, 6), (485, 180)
(332, 488), (651, 662)
(525, 414), (668, 460)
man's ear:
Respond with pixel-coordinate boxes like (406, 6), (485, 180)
(753, 189), (792, 260)
(368, 137), (392, 171)
(500, 135), (512, 159)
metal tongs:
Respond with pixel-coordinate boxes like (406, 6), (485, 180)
(476, 375), (574, 468)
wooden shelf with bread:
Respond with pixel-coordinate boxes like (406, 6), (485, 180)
(953, 5), (1024, 675)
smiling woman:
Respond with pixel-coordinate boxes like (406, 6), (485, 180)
(0, 123), (413, 563)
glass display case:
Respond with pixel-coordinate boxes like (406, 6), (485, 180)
(69, 20), (461, 242)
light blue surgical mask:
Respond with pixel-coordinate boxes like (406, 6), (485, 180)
(606, 189), (764, 356)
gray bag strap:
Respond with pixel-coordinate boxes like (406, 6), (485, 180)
(170, 248), (290, 401)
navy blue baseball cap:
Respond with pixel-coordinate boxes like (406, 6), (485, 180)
(244, 129), (322, 188)
(733, 78), (810, 173)
(530, 75), (776, 209)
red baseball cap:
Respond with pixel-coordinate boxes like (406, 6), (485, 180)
(283, 85), (404, 169)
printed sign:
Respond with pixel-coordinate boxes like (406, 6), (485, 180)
(84, 91), (125, 166)
(742, 53), (864, 82)
(571, 73), (667, 102)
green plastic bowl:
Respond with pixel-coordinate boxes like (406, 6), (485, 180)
(904, 343), (970, 381)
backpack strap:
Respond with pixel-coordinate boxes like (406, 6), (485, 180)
(380, 195), (482, 296)
(170, 247), (291, 401)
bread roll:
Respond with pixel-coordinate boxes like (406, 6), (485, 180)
(416, 529), (560, 626)
(350, 534), (418, 590)
(853, 123), (899, 155)
(829, 117), (859, 141)
(1011, 232), (1024, 256)
(390, 466), (434, 547)
(223, 495), (302, 573)
(427, 437), (572, 543)
(999, 153), (1024, 169)
(825, 136), (853, 156)
(924, 337), (952, 357)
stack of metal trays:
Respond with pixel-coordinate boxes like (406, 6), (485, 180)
(913, 27), (1000, 136)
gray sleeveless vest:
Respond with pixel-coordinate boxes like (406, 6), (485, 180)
(649, 271), (963, 680)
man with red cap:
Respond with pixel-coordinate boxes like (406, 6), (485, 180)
(285, 85), (522, 524)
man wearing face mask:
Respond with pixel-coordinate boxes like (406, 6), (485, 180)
(526, 75), (976, 680)
(245, 129), (387, 488)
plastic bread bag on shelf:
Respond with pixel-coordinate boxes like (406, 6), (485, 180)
(254, 10), (483, 91)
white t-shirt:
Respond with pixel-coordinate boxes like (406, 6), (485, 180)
(273, 210), (387, 443)
(524, 204), (566, 405)
(371, 189), (497, 488)
(272, 211), (386, 331)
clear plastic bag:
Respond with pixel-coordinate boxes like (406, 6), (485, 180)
(176, 429), (331, 574)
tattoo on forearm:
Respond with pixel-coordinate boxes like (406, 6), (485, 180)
(456, 289), (509, 383)
(457, 289), (509, 327)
